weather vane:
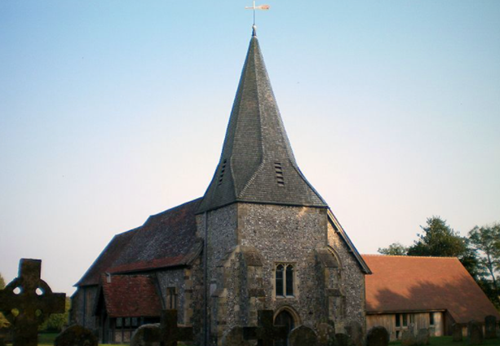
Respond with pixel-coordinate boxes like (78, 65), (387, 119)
(245, 0), (270, 36)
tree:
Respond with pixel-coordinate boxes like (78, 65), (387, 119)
(468, 224), (500, 295)
(407, 216), (467, 257)
(407, 216), (481, 278)
(378, 242), (408, 256)
(0, 273), (10, 329)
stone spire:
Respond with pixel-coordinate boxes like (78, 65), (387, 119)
(197, 36), (327, 213)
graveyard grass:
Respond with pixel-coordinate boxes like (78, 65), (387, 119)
(389, 336), (500, 346)
(37, 333), (128, 346)
(36, 333), (189, 346)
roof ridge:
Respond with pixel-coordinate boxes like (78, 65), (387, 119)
(362, 254), (459, 259)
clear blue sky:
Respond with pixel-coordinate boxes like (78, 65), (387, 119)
(1, 0), (499, 295)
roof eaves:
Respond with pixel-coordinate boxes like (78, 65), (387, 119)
(74, 228), (139, 287)
(328, 209), (372, 274)
(367, 308), (447, 315)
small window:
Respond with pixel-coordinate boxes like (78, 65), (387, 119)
(116, 317), (123, 328)
(131, 317), (138, 327)
(124, 317), (130, 327)
(395, 313), (401, 327)
(286, 265), (294, 296)
(166, 287), (178, 309)
(410, 314), (415, 324)
(276, 265), (284, 296)
(402, 314), (408, 327)
(275, 263), (294, 297)
(429, 313), (435, 325)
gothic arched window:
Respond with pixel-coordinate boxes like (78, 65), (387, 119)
(275, 263), (294, 297)
(276, 264), (284, 296)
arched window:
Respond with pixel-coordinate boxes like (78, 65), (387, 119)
(276, 264), (284, 296)
(286, 265), (294, 296)
(275, 263), (294, 297)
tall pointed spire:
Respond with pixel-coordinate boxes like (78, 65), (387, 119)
(197, 35), (327, 213)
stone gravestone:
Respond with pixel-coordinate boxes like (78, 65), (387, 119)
(243, 310), (288, 346)
(335, 333), (352, 346)
(366, 326), (389, 346)
(0, 259), (66, 346)
(401, 329), (415, 346)
(485, 315), (497, 339)
(468, 321), (483, 345)
(54, 325), (98, 346)
(289, 325), (318, 346)
(316, 323), (336, 346)
(416, 328), (430, 346)
(142, 310), (192, 346)
(221, 326), (252, 346)
(452, 323), (463, 342)
(345, 321), (363, 346)
(131, 324), (160, 346)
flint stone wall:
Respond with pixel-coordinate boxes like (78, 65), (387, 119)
(327, 221), (366, 332)
(200, 203), (366, 345)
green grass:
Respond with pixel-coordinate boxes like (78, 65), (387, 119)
(38, 332), (58, 346)
(389, 336), (500, 346)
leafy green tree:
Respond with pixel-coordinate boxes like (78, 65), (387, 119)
(378, 242), (408, 256)
(408, 216), (467, 257)
(407, 216), (481, 278)
(0, 273), (5, 289)
(468, 224), (500, 293)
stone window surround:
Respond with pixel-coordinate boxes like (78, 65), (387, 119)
(274, 262), (296, 298)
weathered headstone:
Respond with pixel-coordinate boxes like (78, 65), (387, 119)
(243, 310), (287, 346)
(131, 323), (160, 346)
(317, 323), (336, 346)
(54, 325), (98, 346)
(485, 315), (497, 339)
(0, 259), (66, 346)
(289, 325), (318, 346)
(221, 326), (252, 346)
(142, 310), (192, 346)
(416, 328), (430, 346)
(468, 321), (483, 345)
(335, 333), (352, 346)
(345, 321), (363, 346)
(401, 329), (415, 346)
(366, 326), (389, 346)
(452, 323), (463, 342)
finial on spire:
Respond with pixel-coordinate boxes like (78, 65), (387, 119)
(245, 1), (270, 36)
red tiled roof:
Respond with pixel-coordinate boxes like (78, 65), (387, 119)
(101, 275), (162, 318)
(362, 255), (500, 323)
(76, 198), (202, 286)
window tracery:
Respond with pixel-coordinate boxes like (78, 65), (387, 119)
(275, 263), (294, 297)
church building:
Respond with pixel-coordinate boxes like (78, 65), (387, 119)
(71, 29), (371, 345)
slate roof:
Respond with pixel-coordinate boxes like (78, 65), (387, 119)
(100, 274), (162, 318)
(362, 255), (500, 323)
(198, 35), (327, 213)
(76, 199), (202, 287)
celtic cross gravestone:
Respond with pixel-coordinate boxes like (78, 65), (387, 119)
(0, 259), (66, 346)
